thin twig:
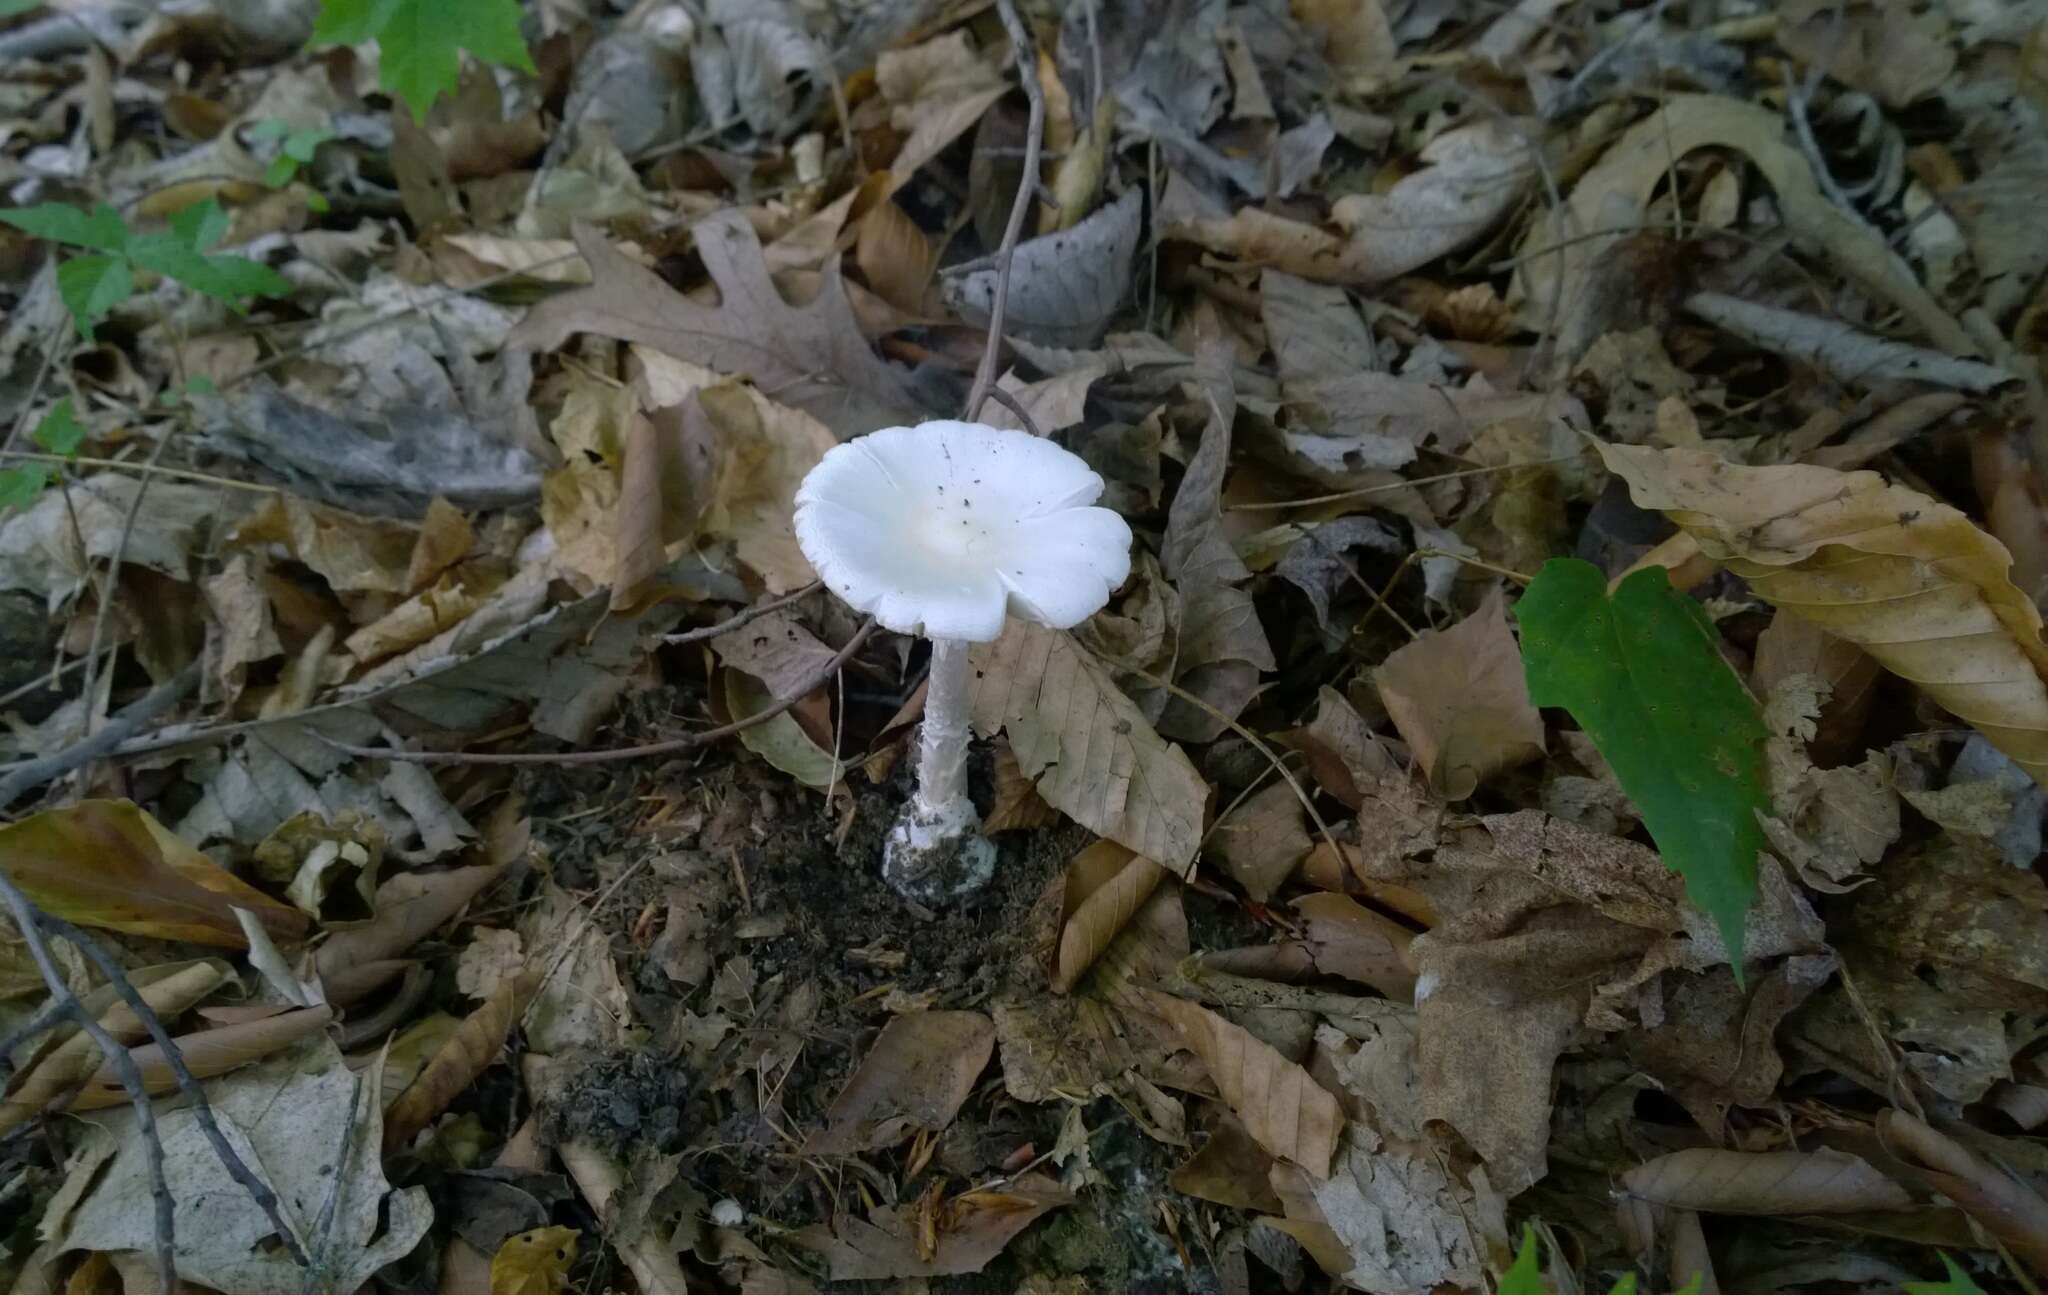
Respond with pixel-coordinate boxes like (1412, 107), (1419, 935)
(963, 0), (1047, 424)
(0, 450), (278, 494)
(41, 915), (309, 1267)
(982, 384), (1046, 438)
(319, 618), (878, 766)
(75, 428), (175, 747)
(0, 661), (198, 808)
(663, 582), (821, 646)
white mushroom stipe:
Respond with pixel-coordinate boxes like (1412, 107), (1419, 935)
(793, 420), (1133, 904)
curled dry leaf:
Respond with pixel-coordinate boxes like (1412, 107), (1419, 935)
(1877, 1109), (2048, 1273)
(0, 962), (227, 1135)
(1147, 991), (1343, 1179)
(855, 198), (934, 315)
(1375, 588), (1545, 800)
(1621, 1147), (1912, 1216)
(316, 864), (505, 1000)
(1053, 848), (1169, 993)
(805, 1011), (995, 1155)
(0, 799), (305, 948)
(384, 969), (543, 1152)
(1602, 444), (2048, 788)
(73, 1006), (336, 1109)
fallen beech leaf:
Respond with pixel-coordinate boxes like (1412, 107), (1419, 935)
(0, 800), (304, 948)
(491, 1226), (577, 1295)
(508, 216), (920, 438)
(385, 970), (542, 1152)
(1377, 588), (1546, 799)
(1148, 992), (1343, 1178)
(73, 1006), (336, 1109)
(791, 1174), (1071, 1280)
(1603, 444), (2048, 789)
(1517, 557), (1770, 967)
(970, 621), (1206, 872)
(1621, 1147), (1911, 1215)
(854, 198), (933, 315)
(985, 739), (1061, 834)
(806, 1012), (995, 1155)
(1053, 849), (1169, 993)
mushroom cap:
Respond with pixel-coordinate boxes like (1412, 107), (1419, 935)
(793, 420), (1133, 642)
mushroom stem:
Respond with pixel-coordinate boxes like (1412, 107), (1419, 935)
(911, 637), (977, 830)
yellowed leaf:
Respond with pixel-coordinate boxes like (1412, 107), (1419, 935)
(1603, 444), (2048, 788)
(855, 199), (934, 315)
(806, 1011), (994, 1154)
(385, 970), (542, 1152)
(490, 1226), (578, 1295)
(0, 800), (304, 947)
(407, 496), (476, 591)
(1053, 848), (1169, 993)
(1375, 587), (1547, 799)
(1147, 992), (1344, 1178)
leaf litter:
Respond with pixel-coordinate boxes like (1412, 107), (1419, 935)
(3, 1), (2048, 1293)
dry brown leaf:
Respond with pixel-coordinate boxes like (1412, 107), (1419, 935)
(1374, 589), (1546, 799)
(384, 970), (543, 1152)
(0, 800), (305, 949)
(982, 365), (1104, 437)
(1514, 96), (1972, 360)
(1621, 1147), (1912, 1215)
(1148, 992), (1343, 1178)
(854, 199), (934, 315)
(1170, 1111), (1282, 1211)
(713, 608), (838, 700)
(1877, 1109), (2048, 1272)
(1053, 848), (1169, 993)
(985, 739), (1061, 834)
(1327, 120), (1535, 283)
(1293, 893), (1416, 1000)
(791, 1175), (1071, 1280)
(73, 1007), (336, 1109)
(1602, 444), (2048, 788)
(1207, 781), (1310, 902)
(970, 621), (1206, 872)
(1280, 688), (1399, 810)
(316, 864), (504, 1000)
(508, 216), (920, 438)
(806, 1012), (995, 1155)
(0, 963), (226, 1135)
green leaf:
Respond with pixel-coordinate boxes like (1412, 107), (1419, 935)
(311, 0), (533, 121)
(1517, 558), (1770, 971)
(56, 253), (131, 340)
(128, 236), (291, 311)
(32, 399), (84, 457)
(286, 126), (334, 162)
(1606, 1278), (1638, 1295)
(1498, 1228), (1545, 1295)
(0, 202), (128, 252)
(1905, 1255), (1987, 1294)
(0, 465), (49, 511)
(1670, 1278), (1702, 1295)
(245, 117), (291, 144)
(264, 155), (300, 187)
(168, 197), (231, 251)
(0, 0), (45, 15)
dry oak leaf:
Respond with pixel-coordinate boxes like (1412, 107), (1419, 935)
(1375, 587), (1546, 799)
(508, 215), (921, 438)
(1602, 444), (2048, 788)
(806, 1011), (995, 1155)
(1621, 1147), (1912, 1216)
(1147, 991), (1343, 1178)
(970, 620), (1206, 872)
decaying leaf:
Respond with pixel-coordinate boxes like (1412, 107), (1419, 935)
(0, 800), (304, 948)
(970, 620), (1206, 872)
(806, 1011), (995, 1155)
(54, 1037), (433, 1295)
(1376, 588), (1545, 799)
(1621, 1147), (1912, 1215)
(509, 215), (921, 438)
(491, 1226), (578, 1295)
(1603, 445), (2048, 790)
(791, 1175), (1072, 1281)
(1148, 991), (1343, 1178)
(72, 1007), (335, 1109)
(942, 189), (1142, 348)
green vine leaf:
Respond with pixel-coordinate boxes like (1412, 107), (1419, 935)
(310, 0), (535, 122)
(1905, 1256), (1987, 1295)
(1516, 557), (1770, 972)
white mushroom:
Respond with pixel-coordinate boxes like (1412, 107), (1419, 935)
(793, 420), (1132, 902)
